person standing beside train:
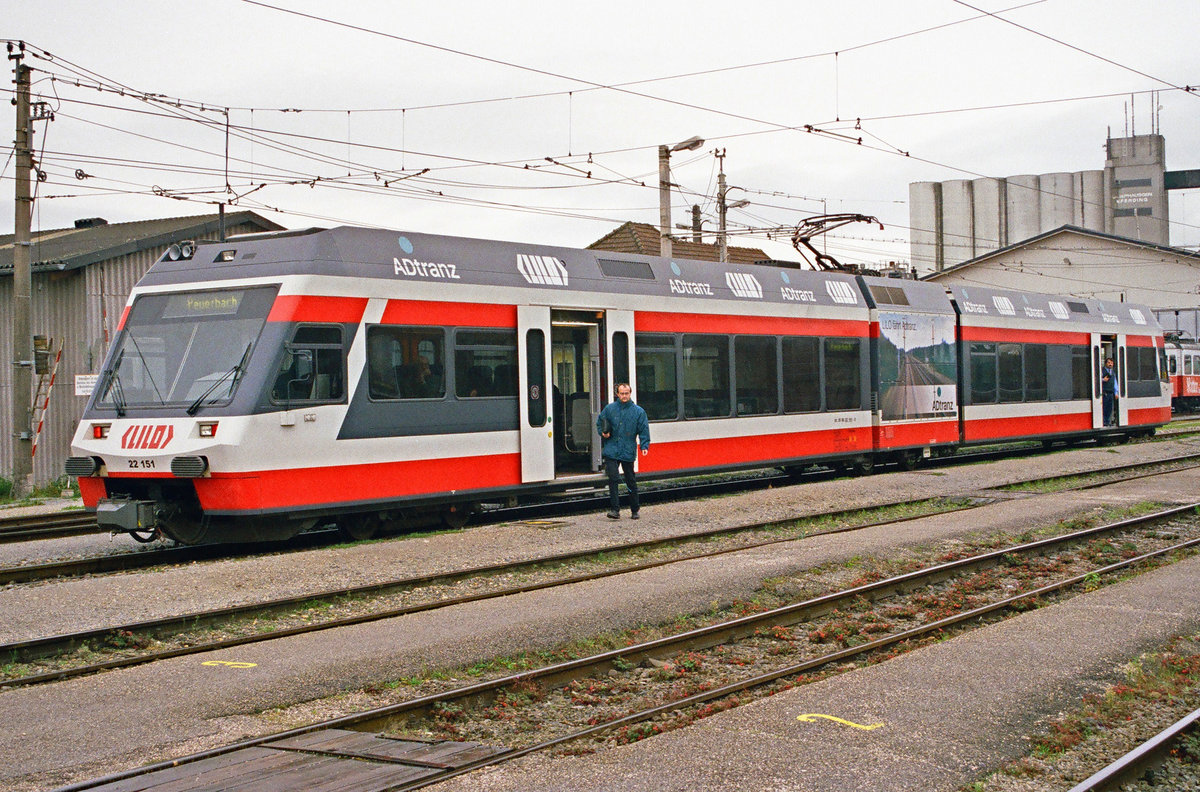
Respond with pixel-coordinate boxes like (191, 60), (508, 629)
(1102, 357), (1116, 426)
(597, 383), (650, 520)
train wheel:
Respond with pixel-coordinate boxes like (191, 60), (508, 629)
(895, 450), (920, 471)
(441, 503), (474, 530)
(338, 514), (379, 542)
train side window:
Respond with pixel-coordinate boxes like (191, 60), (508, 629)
(611, 331), (630, 388)
(782, 337), (821, 413)
(1024, 344), (1047, 401)
(970, 343), (997, 404)
(634, 333), (678, 421)
(1161, 349), (1170, 382)
(1138, 347), (1158, 381)
(824, 337), (861, 411)
(366, 326), (445, 400)
(1187, 355), (1194, 376)
(998, 343), (1023, 402)
(1071, 346), (1090, 399)
(735, 336), (778, 416)
(455, 329), (517, 398)
(682, 334), (730, 418)
(271, 324), (345, 403)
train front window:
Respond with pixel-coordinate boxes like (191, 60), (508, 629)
(95, 286), (277, 411)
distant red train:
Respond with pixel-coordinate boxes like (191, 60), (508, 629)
(66, 226), (1171, 544)
(1163, 333), (1200, 411)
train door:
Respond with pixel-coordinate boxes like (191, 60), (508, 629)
(552, 312), (603, 476)
(518, 306), (554, 482)
(1115, 333), (1129, 426)
(1091, 333), (1122, 429)
(606, 310), (635, 469)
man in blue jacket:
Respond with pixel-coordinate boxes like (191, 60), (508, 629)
(597, 382), (650, 520)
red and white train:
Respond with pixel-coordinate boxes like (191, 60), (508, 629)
(65, 226), (1171, 543)
(1163, 333), (1200, 412)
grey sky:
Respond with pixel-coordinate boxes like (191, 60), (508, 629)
(5, 0), (1199, 265)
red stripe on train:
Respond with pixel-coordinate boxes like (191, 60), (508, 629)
(639, 426), (873, 473)
(963, 411), (1092, 442)
(381, 300), (517, 328)
(267, 295), (369, 323)
(636, 312), (869, 337)
(191, 453), (523, 511)
(1128, 405), (1171, 425)
(1125, 335), (1160, 348)
(873, 419), (959, 449)
(958, 326), (1090, 344)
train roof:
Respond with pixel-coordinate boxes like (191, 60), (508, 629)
(947, 283), (1161, 334)
(141, 225), (876, 310)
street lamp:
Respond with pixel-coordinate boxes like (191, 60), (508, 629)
(659, 136), (705, 259)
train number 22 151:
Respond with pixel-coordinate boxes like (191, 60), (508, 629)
(127, 459), (156, 470)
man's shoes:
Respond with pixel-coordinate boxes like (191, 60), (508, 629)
(630, 511), (640, 520)
(606, 510), (619, 520)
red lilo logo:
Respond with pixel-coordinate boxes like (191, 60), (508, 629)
(121, 424), (174, 450)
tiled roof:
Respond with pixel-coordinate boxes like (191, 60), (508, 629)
(0, 211), (283, 273)
(588, 221), (770, 265)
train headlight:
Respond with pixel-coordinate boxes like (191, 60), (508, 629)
(198, 422), (218, 438)
(91, 423), (111, 439)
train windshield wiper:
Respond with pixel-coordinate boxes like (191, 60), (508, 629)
(187, 342), (253, 416)
(98, 349), (127, 417)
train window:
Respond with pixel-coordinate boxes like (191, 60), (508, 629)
(634, 334), (678, 421)
(1138, 347), (1159, 381)
(1161, 349), (1170, 382)
(612, 332), (630, 388)
(366, 326), (445, 400)
(598, 258), (655, 280)
(682, 334), (731, 418)
(1187, 355), (1194, 376)
(824, 338), (862, 411)
(782, 337), (820, 413)
(455, 329), (517, 398)
(970, 343), (997, 404)
(1025, 344), (1047, 401)
(526, 329), (547, 426)
(1071, 346), (1090, 399)
(735, 336), (778, 416)
(998, 343), (1023, 403)
(273, 324), (346, 403)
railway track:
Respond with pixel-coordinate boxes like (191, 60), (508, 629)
(7, 439), (1200, 588)
(55, 502), (1200, 791)
(8, 451), (1200, 691)
(1066, 707), (1200, 791)
(0, 510), (98, 543)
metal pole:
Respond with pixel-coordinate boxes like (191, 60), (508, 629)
(10, 48), (33, 495)
(691, 205), (702, 243)
(658, 145), (672, 259)
(717, 151), (728, 264)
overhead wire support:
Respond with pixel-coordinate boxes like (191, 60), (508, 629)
(791, 214), (885, 271)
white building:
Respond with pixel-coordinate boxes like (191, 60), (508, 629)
(922, 225), (1200, 310)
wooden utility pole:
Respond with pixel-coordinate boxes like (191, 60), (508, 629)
(9, 42), (33, 496)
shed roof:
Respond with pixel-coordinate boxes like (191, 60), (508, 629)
(0, 211), (283, 274)
(588, 221), (773, 265)
(924, 224), (1200, 280)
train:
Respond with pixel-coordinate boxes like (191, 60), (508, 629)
(65, 225), (1172, 544)
(1163, 332), (1200, 412)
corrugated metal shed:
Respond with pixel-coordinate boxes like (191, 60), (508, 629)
(0, 212), (282, 485)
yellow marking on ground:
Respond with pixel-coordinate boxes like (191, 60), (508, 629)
(796, 713), (883, 730)
(201, 660), (258, 668)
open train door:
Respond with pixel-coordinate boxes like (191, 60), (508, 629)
(1091, 333), (1104, 428)
(605, 310), (635, 469)
(518, 305), (554, 482)
(1116, 333), (1129, 426)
